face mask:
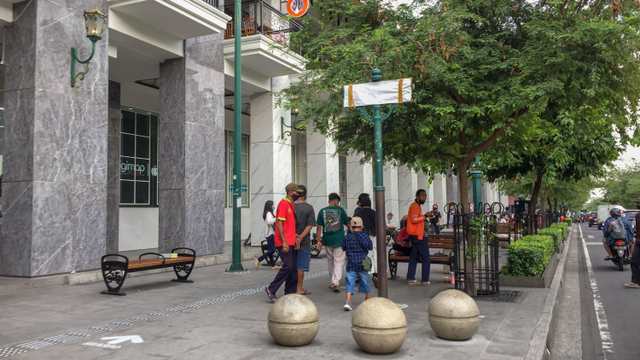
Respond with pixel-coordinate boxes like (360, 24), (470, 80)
(292, 194), (300, 201)
(272, 206), (275, 211)
(389, 216), (393, 221)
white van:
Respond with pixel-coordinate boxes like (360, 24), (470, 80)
(597, 204), (625, 230)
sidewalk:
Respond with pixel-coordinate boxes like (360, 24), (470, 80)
(0, 243), (557, 360)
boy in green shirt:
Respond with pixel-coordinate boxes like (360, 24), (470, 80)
(317, 193), (349, 292)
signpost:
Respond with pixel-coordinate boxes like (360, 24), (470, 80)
(344, 69), (412, 298)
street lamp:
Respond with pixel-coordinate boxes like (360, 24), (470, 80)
(71, 8), (107, 88)
(344, 68), (411, 298)
(281, 108), (302, 140)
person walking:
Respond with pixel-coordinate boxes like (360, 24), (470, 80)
(353, 193), (370, 218)
(428, 204), (441, 235)
(342, 217), (373, 311)
(359, 197), (380, 287)
(255, 200), (280, 270)
(317, 193), (350, 292)
(265, 183), (303, 302)
(294, 185), (315, 295)
(406, 189), (431, 286)
(624, 198), (640, 289)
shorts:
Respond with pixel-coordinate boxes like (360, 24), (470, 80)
(296, 248), (311, 271)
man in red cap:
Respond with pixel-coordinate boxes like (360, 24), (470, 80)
(265, 183), (303, 301)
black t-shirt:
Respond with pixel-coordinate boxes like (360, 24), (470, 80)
(360, 207), (377, 236)
(635, 212), (640, 244)
(430, 211), (441, 224)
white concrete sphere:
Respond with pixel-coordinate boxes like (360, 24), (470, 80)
(351, 297), (407, 354)
(428, 289), (481, 340)
(267, 294), (320, 346)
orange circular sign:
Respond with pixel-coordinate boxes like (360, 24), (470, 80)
(287, 0), (309, 17)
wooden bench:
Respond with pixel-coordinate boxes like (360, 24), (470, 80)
(388, 234), (456, 280)
(496, 223), (522, 248)
(100, 248), (196, 296)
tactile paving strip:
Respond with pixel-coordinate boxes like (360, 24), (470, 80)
(1, 270), (330, 358)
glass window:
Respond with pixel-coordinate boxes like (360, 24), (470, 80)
(339, 156), (347, 210)
(226, 131), (250, 207)
(120, 109), (157, 206)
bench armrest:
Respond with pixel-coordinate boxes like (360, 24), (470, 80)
(171, 247), (197, 258)
(139, 252), (166, 266)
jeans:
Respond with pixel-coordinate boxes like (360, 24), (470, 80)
(430, 223), (440, 235)
(258, 235), (276, 267)
(346, 270), (371, 294)
(407, 235), (431, 281)
(268, 246), (298, 296)
(325, 247), (346, 285)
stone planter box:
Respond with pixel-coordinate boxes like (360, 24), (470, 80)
(499, 251), (560, 288)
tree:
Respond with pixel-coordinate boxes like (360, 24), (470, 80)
(602, 161), (640, 208)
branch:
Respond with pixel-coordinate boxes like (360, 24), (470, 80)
(396, 23), (425, 53)
(450, 94), (467, 105)
(585, 0), (605, 21)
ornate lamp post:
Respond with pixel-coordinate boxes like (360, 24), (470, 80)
(71, 8), (107, 88)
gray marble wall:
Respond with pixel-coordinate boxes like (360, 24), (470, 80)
(158, 33), (226, 255)
(107, 81), (120, 254)
(0, 0), (109, 276)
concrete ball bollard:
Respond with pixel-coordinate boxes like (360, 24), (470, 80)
(428, 289), (481, 340)
(267, 294), (320, 346)
(351, 298), (407, 354)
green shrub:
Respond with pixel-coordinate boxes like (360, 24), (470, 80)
(501, 235), (555, 277)
(564, 218), (573, 226)
(538, 227), (564, 247)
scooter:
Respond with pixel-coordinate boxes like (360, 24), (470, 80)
(611, 240), (630, 271)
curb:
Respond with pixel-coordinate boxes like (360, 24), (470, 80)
(524, 223), (574, 360)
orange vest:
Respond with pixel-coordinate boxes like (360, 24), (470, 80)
(407, 201), (426, 240)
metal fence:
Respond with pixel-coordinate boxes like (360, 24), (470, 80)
(201, 0), (219, 8)
(449, 202), (502, 297)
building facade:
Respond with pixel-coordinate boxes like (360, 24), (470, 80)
(0, 0), (506, 277)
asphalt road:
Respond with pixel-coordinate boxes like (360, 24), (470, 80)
(553, 222), (638, 360)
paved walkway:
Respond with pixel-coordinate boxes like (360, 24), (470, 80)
(1, 248), (550, 359)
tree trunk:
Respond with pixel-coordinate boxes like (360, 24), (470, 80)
(458, 160), (470, 212)
(528, 168), (544, 235)
(457, 158), (476, 296)
(540, 188), (550, 229)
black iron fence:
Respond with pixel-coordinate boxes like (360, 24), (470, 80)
(201, 0), (219, 8)
(223, 0), (303, 50)
(449, 202), (502, 297)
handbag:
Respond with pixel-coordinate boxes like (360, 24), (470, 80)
(353, 233), (372, 271)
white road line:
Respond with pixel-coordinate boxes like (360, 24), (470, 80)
(579, 225), (613, 358)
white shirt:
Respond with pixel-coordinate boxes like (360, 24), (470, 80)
(263, 212), (276, 238)
(499, 219), (508, 223)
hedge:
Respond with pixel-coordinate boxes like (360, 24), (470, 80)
(564, 218), (573, 226)
(551, 222), (569, 232)
(501, 235), (555, 277)
(538, 227), (564, 247)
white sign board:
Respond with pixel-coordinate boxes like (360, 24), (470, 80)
(344, 78), (412, 108)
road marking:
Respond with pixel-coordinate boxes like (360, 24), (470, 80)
(579, 225), (613, 358)
(82, 342), (120, 349)
(396, 303), (408, 309)
(588, 235), (594, 239)
(585, 243), (603, 246)
(101, 335), (143, 345)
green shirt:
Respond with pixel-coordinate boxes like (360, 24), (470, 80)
(317, 206), (349, 247)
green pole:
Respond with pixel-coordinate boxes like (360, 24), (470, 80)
(229, 0), (244, 272)
(471, 171), (482, 213)
(371, 69), (388, 299)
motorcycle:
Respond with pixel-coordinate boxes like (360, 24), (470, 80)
(611, 240), (630, 271)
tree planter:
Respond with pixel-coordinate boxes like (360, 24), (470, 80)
(499, 252), (560, 288)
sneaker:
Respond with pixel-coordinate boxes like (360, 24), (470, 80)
(271, 265), (282, 270)
(372, 275), (378, 289)
(344, 300), (352, 311)
(254, 258), (260, 269)
(407, 279), (420, 286)
(333, 284), (340, 292)
(422, 281), (431, 286)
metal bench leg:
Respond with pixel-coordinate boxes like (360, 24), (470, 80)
(100, 257), (128, 296)
(172, 261), (195, 283)
(389, 261), (399, 280)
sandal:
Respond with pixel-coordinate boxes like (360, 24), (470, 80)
(265, 288), (277, 302)
(623, 283), (640, 289)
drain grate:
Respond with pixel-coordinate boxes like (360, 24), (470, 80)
(475, 290), (523, 303)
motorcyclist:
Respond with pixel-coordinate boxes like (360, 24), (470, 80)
(603, 207), (634, 261)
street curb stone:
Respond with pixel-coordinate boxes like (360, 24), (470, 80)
(524, 224), (574, 360)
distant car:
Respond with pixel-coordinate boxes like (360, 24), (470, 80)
(624, 210), (640, 233)
(588, 212), (598, 227)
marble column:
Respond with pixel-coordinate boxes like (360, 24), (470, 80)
(383, 164), (399, 223)
(158, 33), (226, 255)
(306, 131), (340, 215)
(346, 155), (363, 216)
(397, 166), (417, 219)
(0, 0), (109, 277)
(249, 76), (292, 246)
(433, 174), (447, 209)
(107, 81), (120, 254)
(446, 174), (460, 206)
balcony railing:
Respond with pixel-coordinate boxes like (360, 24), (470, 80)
(223, 0), (303, 49)
(201, 0), (220, 7)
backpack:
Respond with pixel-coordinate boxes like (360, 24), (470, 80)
(609, 219), (626, 240)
